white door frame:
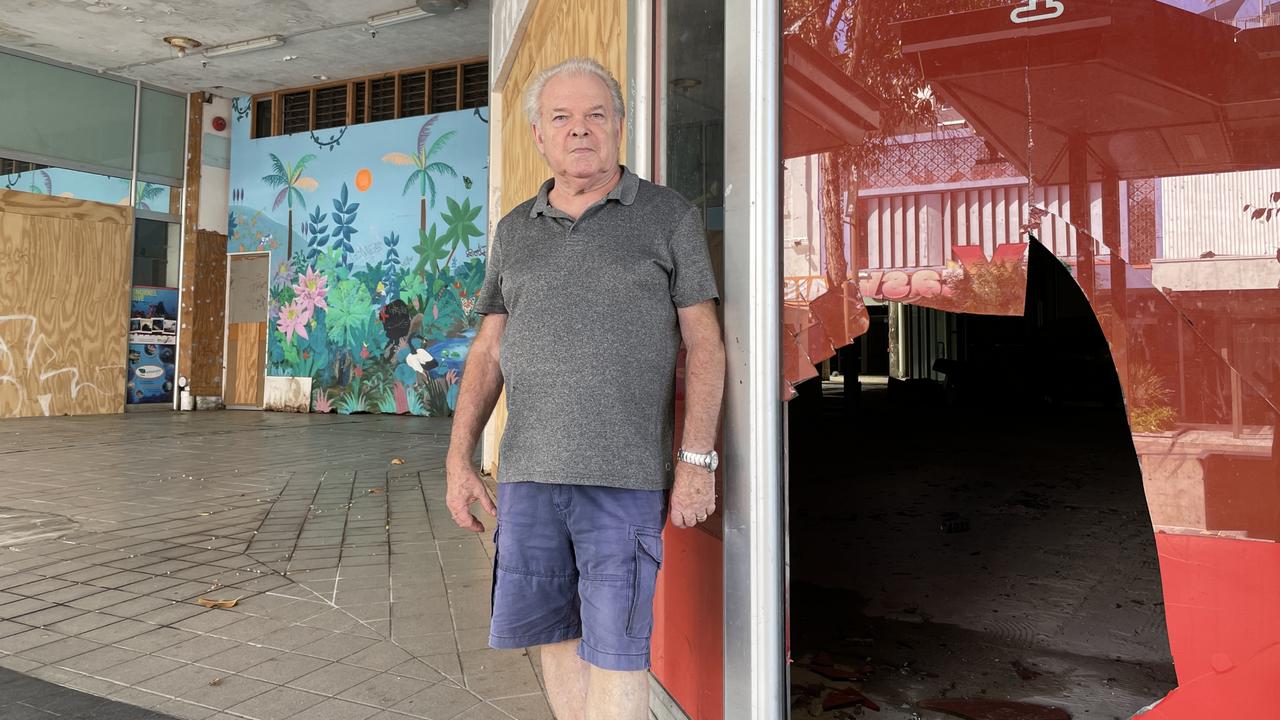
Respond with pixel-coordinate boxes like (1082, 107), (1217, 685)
(722, 0), (786, 717)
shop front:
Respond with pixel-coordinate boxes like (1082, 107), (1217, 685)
(491, 1), (1280, 718)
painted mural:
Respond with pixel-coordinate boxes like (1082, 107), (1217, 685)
(2, 166), (172, 210)
(227, 105), (489, 416)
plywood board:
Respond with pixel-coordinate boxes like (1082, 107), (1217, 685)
(0, 188), (131, 224)
(179, 230), (228, 396)
(227, 254), (268, 323)
(487, 0), (628, 475)
(224, 321), (265, 407)
(497, 0), (628, 215)
(0, 195), (131, 418)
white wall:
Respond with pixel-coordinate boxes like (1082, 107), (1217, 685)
(197, 96), (232, 234)
(1162, 168), (1280, 260)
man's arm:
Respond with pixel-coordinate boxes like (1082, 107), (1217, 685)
(670, 300), (726, 529)
(445, 313), (507, 531)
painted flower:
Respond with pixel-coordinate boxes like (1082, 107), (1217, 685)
(314, 390), (333, 413)
(353, 365), (364, 378)
(292, 267), (329, 312)
(460, 297), (474, 314)
(277, 299), (313, 343)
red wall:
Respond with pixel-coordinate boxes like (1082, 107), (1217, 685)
(651, 526), (724, 720)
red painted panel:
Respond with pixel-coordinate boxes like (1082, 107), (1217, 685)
(1139, 533), (1280, 718)
(651, 526), (724, 720)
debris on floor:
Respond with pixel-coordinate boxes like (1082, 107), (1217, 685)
(917, 699), (1071, 720)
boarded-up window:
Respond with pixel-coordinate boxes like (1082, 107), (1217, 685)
(314, 86), (347, 129)
(253, 99), (273, 138)
(280, 92), (310, 135)
(370, 77), (396, 122)
(353, 81), (367, 124)
(429, 67), (459, 114)
(399, 72), (426, 117)
(462, 62), (488, 109)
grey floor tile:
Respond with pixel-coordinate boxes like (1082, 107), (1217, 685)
(117, 627), (200, 653)
(56, 644), (144, 674)
(489, 693), (554, 720)
(0, 628), (67, 654)
(197, 644), (281, 673)
(98, 654), (186, 685)
(339, 642), (415, 672)
(392, 681), (481, 719)
(18, 636), (102, 664)
(295, 633), (380, 661)
(289, 663), (379, 697)
(152, 698), (218, 719)
(239, 653), (328, 685)
(172, 672), (276, 711)
(337, 673), (432, 707)
(226, 686), (326, 720)
(282, 697), (379, 720)
(156, 635), (242, 663)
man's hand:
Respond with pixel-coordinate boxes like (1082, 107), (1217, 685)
(669, 462), (716, 529)
(446, 458), (497, 532)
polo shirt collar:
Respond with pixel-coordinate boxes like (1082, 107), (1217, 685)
(530, 165), (639, 218)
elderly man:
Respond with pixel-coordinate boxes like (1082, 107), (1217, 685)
(445, 57), (725, 719)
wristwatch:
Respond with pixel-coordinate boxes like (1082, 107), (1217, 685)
(677, 448), (719, 472)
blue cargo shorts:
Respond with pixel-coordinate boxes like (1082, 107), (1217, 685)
(488, 481), (667, 671)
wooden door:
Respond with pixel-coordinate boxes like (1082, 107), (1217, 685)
(223, 254), (268, 408)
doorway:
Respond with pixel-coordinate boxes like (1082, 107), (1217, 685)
(223, 252), (268, 409)
(788, 242), (1177, 718)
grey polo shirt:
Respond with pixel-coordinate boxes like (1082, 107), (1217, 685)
(476, 166), (719, 491)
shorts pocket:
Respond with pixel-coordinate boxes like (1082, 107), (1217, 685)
(625, 527), (664, 640)
(489, 525), (500, 613)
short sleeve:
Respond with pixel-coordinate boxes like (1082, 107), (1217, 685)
(475, 228), (507, 315)
(669, 206), (720, 308)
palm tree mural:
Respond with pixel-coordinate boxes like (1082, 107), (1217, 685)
(382, 117), (457, 233)
(261, 153), (318, 259)
(135, 182), (164, 211)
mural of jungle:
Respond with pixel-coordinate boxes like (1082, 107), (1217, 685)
(228, 103), (489, 416)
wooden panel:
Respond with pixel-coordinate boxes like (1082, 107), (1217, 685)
(178, 93), (204, 391)
(497, 0), (627, 215)
(186, 231), (228, 396)
(0, 188), (131, 224)
(488, 0), (627, 475)
(0, 197), (131, 418)
(224, 322), (265, 407)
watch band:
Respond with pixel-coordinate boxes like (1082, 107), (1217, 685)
(677, 448), (717, 470)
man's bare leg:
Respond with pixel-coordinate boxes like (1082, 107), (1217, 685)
(586, 666), (649, 720)
(541, 639), (588, 720)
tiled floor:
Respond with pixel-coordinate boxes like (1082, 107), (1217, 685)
(0, 411), (550, 720)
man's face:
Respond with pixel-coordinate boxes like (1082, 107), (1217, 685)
(532, 72), (622, 182)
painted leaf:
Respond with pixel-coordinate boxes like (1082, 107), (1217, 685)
(273, 187), (289, 211)
(269, 153), (286, 180)
(383, 151), (416, 166)
(426, 161), (457, 178)
(427, 130), (456, 160)
(403, 170), (423, 197)
(295, 177), (319, 192)
(426, 173), (438, 207)
(417, 116), (439, 155)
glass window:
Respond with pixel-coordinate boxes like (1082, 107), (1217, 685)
(133, 217), (179, 287)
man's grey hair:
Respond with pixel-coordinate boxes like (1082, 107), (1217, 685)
(523, 57), (626, 127)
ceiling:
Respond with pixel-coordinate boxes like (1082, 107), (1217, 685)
(0, 0), (491, 97)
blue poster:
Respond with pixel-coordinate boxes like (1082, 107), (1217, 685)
(127, 287), (178, 405)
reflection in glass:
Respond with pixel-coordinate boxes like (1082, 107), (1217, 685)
(783, 1), (1280, 717)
